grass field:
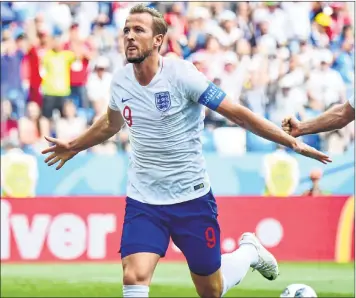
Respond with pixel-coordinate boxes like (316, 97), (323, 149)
(1, 262), (354, 297)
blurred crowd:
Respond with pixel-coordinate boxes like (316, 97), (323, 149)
(1, 1), (355, 156)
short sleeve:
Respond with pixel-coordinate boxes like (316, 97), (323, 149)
(108, 80), (120, 111)
(177, 60), (226, 110)
(348, 95), (354, 109)
(178, 61), (209, 102)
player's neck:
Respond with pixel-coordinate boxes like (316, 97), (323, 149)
(133, 54), (161, 87)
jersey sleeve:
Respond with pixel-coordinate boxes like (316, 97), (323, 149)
(177, 60), (226, 111)
(108, 80), (120, 111)
(348, 95), (355, 109)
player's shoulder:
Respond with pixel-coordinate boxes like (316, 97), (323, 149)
(162, 56), (197, 82)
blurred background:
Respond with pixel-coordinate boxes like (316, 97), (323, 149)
(1, 1), (354, 197)
(0, 2), (354, 297)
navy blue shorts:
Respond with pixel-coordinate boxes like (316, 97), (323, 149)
(119, 190), (221, 276)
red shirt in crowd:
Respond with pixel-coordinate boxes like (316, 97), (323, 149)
(21, 46), (46, 106)
(1, 119), (18, 141)
(63, 42), (91, 87)
(330, 14), (351, 40)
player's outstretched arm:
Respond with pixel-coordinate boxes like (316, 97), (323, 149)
(42, 107), (125, 170)
(68, 107), (124, 152)
(215, 97), (332, 164)
(177, 60), (331, 163)
(282, 101), (355, 137)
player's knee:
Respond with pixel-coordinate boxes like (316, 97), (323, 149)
(123, 267), (151, 285)
(195, 280), (223, 298)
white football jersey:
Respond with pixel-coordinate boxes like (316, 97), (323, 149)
(109, 56), (225, 205)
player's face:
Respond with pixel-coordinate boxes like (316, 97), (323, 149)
(123, 13), (158, 64)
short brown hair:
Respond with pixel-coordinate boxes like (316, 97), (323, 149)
(129, 4), (168, 37)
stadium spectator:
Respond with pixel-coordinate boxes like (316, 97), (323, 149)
(279, 55), (306, 91)
(242, 46), (269, 116)
(106, 33), (126, 73)
(90, 18), (115, 55)
(331, 24), (354, 53)
(86, 56), (112, 106)
(1, 99), (19, 146)
(1, 32), (26, 118)
(254, 2), (289, 46)
(332, 38), (354, 99)
(18, 101), (49, 153)
(164, 3), (188, 43)
(214, 10), (241, 48)
(254, 18), (278, 58)
(54, 100), (87, 142)
(235, 2), (254, 42)
(307, 49), (346, 111)
(269, 76), (308, 127)
(329, 2), (352, 41)
(64, 23), (94, 108)
(203, 35), (225, 79)
(41, 35), (75, 118)
(302, 168), (325, 196)
(0, 1), (354, 155)
(282, 2), (311, 47)
(310, 12), (331, 48)
(297, 39), (316, 73)
(184, 7), (210, 57)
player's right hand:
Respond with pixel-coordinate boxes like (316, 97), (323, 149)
(282, 116), (301, 137)
(41, 136), (78, 170)
(292, 140), (332, 164)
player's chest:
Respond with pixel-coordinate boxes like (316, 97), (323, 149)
(116, 81), (183, 126)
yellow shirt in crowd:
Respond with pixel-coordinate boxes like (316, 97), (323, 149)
(41, 50), (75, 97)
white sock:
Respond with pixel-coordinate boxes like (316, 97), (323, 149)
(123, 285), (149, 297)
(221, 244), (259, 296)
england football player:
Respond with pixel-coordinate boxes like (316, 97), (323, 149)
(42, 4), (332, 298)
(282, 95), (355, 137)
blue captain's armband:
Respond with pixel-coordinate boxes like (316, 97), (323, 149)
(198, 83), (226, 111)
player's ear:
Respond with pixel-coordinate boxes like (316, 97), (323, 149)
(154, 34), (164, 49)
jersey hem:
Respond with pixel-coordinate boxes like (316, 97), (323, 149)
(126, 186), (211, 205)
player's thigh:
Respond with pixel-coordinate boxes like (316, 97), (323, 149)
(170, 191), (222, 296)
(174, 221), (223, 297)
(120, 197), (170, 285)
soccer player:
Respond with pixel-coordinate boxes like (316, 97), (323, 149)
(282, 96), (355, 137)
(42, 4), (331, 298)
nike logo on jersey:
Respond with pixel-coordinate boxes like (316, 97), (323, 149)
(122, 98), (132, 103)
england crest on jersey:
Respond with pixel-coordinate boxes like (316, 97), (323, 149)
(155, 91), (171, 112)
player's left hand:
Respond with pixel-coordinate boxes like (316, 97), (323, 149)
(292, 140), (332, 164)
(41, 136), (78, 170)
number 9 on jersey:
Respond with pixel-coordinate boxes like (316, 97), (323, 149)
(123, 106), (133, 127)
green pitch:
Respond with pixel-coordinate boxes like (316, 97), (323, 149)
(1, 262), (354, 297)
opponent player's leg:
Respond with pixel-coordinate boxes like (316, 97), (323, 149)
(120, 197), (170, 297)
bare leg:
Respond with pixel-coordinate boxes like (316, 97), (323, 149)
(122, 252), (161, 297)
